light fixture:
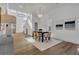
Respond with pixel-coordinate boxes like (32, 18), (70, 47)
(37, 13), (43, 18)
(37, 7), (43, 18)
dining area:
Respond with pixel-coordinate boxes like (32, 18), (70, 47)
(31, 28), (62, 51)
(32, 29), (51, 43)
(31, 21), (52, 43)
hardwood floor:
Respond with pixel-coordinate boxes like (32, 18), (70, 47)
(13, 33), (79, 55)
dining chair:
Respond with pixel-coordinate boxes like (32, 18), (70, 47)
(47, 32), (51, 40)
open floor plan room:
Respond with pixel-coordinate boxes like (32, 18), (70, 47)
(0, 3), (79, 55)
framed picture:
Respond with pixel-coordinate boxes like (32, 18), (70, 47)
(65, 20), (75, 30)
(56, 24), (63, 30)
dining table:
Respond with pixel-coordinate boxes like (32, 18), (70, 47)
(38, 32), (49, 42)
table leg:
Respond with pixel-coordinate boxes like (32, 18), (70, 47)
(42, 33), (44, 42)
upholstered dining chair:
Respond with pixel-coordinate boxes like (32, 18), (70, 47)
(47, 32), (51, 40)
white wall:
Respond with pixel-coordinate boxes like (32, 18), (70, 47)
(16, 16), (24, 33)
(52, 4), (79, 44)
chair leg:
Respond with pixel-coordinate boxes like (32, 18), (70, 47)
(45, 37), (48, 43)
(48, 37), (50, 40)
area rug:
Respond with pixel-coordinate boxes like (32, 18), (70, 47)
(25, 37), (62, 51)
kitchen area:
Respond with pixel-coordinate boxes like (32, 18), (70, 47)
(0, 7), (16, 54)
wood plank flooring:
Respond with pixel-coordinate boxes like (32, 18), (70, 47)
(13, 33), (79, 55)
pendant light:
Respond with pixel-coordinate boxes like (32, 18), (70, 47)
(37, 7), (43, 18)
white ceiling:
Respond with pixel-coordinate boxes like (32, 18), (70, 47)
(6, 3), (79, 14)
(0, 3), (79, 19)
(0, 3), (59, 19)
(7, 3), (58, 15)
(0, 3), (57, 14)
(0, 3), (58, 18)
